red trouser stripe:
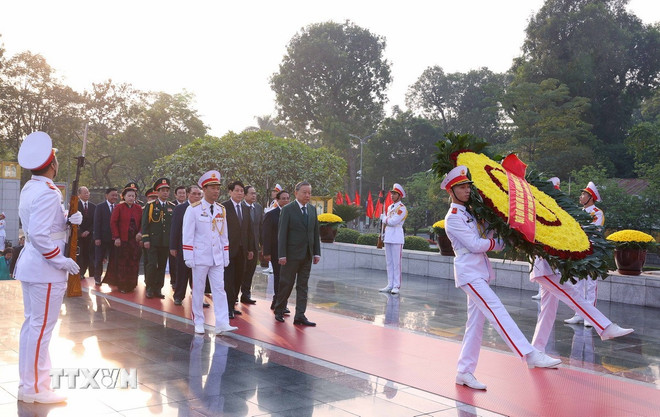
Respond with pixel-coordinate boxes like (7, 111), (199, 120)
(541, 276), (605, 331)
(467, 282), (523, 357)
(34, 283), (52, 393)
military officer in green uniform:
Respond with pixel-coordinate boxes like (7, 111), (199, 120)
(141, 178), (176, 299)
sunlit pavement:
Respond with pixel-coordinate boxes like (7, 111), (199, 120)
(0, 265), (657, 416)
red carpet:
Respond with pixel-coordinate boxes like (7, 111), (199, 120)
(82, 278), (660, 416)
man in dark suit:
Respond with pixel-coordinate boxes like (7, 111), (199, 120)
(221, 181), (255, 319)
(240, 185), (263, 304)
(94, 187), (119, 286)
(170, 185), (203, 305)
(273, 181), (321, 326)
(76, 186), (96, 278)
(262, 190), (290, 310)
(169, 185), (188, 289)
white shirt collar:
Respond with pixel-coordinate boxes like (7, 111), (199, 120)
(296, 200), (306, 209)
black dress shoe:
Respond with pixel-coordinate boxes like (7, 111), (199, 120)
(293, 318), (316, 326)
(94, 279), (102, 286)
(173, 299), (183, 306)
(241, 298), (257, 305)
(274, 315), (284, 323)
(270, 303), (275, 310)
(233, 310), (242, 315)
(146, 291), (154, 299)
(228, 311), (235, 319)
(156, 293), (166, 299)
(203, 303), (210, 308)
(284, 308), (291, 315)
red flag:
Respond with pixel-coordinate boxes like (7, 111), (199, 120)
(366, 191), (374, 218)
(354, 191), (361, 206)
(384, 191), (393, 211)
(335, 191), (343, 205)
(374, 191), (383, 218)
(345, 192), (352, 205)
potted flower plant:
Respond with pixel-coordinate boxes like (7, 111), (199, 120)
(317, 213), (344, 243)
(432, 220), (454, 256)
(606, 230), (658, 276)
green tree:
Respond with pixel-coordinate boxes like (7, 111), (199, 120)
(513, 0), (660, 176)
(501, 78), (599, 178)
(406, 66), (508, 143)
(402, 171), (448, 235)
(270, 21), (392, 193)
(153, 131), (346, 204)
(243, 115), (291, 138)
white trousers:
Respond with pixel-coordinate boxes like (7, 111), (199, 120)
(531, 274), (611, 351)
(573, 278), (598, 306)
(191, 264), (229, 328)
(384, 243), (403, 289)
(458, 278), (534, 373)
(19, 281), (66, 394)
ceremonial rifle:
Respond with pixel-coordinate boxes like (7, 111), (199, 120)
(66, 124), (88, 297)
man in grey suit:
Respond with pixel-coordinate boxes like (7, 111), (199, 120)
(240, 185), (263, 304)
(273, 181), (321, 326)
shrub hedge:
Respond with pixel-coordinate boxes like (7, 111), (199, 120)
(335, 228), (361, 243)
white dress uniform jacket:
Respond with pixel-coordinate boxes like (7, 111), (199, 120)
(182, 200), (230, 267)
(15, 176), (70, 282)
(383, 201), (407, 244)
(584, 205), (604, 226)
(444, 203), (504, 288)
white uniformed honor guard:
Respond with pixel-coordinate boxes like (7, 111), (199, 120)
(565, 181), (604, 325)
(379, 183), (407, 294)
(182, 170), (237, 335)
(15, 132), (82, 404)
(442, 166), (561, 391)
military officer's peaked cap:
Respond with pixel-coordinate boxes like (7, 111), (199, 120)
(122, 182), (139, 196)
(583, 181), (602, 202)
(549, 177), (561, 190)
(441, 165), (473, 191)
(18, 131), (58, 170)
(199, 170), (222, 188)
(145, 187), (157, 198)
(391, 183), (406, 198)
(272, 183), (283, 192)
(153, 177), (171, 191)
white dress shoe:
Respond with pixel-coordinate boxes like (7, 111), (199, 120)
(20, 390), (67, 404)
(390, 288), (399, 294)
(455, 372), (487, 390)
(564, 314), (584, 324)
(379, 286), (392, 293)
(531, 293), (542, 300)
(215, 325), (238, 334)
(600, 323), (634, 340)
(194, 324), (205, 334)
(526, 350), (562, 368)
(584, 321), (593, 328)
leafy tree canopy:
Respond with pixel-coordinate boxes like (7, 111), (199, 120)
(153, 130), (346, 204)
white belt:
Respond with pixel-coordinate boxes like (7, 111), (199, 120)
(454, 247), (470, 256)
(25, 231), (67, 243)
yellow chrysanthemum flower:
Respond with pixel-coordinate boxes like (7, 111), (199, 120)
(432, 220), (445, 229)
(607, 230), (655, 243)
(456, 152), (591, 258)
(318, 213), (343, 223)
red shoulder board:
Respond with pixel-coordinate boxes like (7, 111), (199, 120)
(47, 183), (57, 190)
(451, 208), (457, 214)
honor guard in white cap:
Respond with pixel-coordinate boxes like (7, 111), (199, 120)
(442, 165), (562, 391)
(265, 183), (283, 214)
(15, 131), (83, 404)
(182, 170), (237, 335)
(564, 181), (605, 325)
(378, 183), (407, 294)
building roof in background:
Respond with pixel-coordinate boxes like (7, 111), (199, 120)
(615, 178), (649, 196)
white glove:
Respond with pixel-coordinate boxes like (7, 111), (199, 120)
(63, 258), (80, 275)
(68, 211), (83, 225)
(185, 260), (195, 269)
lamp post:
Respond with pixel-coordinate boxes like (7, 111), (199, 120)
(349, 132), (375, 231)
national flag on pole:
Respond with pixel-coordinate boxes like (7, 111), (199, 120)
(384, 191), (393, 211)
(335, 191), (343, 205)
(366, 191), (374, 218)
(354, 191), (361, 206)
(345, 192), (352, 205)
(374, 191), (384, 218)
